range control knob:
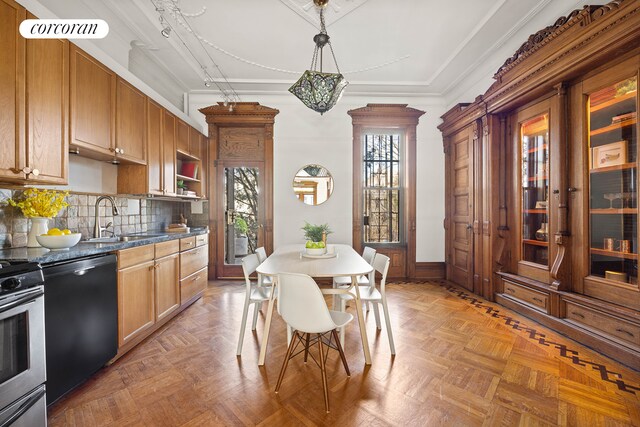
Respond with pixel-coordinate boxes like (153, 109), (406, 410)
(1, 278), (21, 291)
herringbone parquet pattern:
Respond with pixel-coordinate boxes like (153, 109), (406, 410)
(48, 280), (640, 426)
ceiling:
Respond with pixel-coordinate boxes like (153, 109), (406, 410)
(36, 0), (584, 101)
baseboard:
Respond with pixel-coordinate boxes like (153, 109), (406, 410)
(413, 262), (445, 279)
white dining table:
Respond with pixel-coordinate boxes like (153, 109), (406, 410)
(256, 244), (374, 366)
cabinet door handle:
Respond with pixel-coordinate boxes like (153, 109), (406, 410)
(21, 166), (32, 175)
(615, 328), (634, 338)
(192, 275), (201, 282)
(533, 297), (543, 303)
(505, 287), (515, 294)
(571, 311), (585, 319)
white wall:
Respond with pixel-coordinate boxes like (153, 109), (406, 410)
(188, 93), (446, 262)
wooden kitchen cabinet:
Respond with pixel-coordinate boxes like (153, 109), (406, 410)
(115, 77), (146, 164)
(180, 243), (208, 305)
(70, 44), (116, 160)
(155, 252), (180, 322)
(163, 110), (177, 195)
(176, 119), (190, 154)
(0, 3), (68, 184)
(189, 126), (202, 160)
(117, 246), (155, 348)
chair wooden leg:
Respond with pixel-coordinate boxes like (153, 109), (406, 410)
(236, 297), (251, 355)
(331, 329), (350, 376)
(251, 301), (260, 330)
(317, 333), (330, 413)
(381, 296), (396, 355)
(275, 331), (298, 393)
(303, 333), (311, 363)
(372, 302), (381, 330)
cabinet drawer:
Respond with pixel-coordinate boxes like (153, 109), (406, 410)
(180, 237), (196, 251)
(155, 239), (179, 258)
(180, 267), (207, 304)
(195, 234), (208, 247)
(503, 280), (548, 311)
(565, 301), (640, 347)
(180, 244), (208, 279)
(118, 244), (154, 269)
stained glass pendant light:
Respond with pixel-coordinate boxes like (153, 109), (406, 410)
(289, 0), (348, 114)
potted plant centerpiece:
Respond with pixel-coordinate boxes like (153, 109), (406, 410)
(302, 222), (332, 255)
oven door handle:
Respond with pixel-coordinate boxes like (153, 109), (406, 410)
(0, 288), (43, 315)
(0, 385), (45, 427)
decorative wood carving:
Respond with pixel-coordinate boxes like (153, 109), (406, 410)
(218, 128), (265, 161)
(494, 1), (623, 78)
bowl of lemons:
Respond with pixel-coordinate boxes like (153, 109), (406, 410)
(35, 228), (82, 250)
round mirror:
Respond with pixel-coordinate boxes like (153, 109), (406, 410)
(292, 164), (334, 205)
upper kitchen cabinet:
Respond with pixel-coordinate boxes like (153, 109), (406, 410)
(115, 77), (147, 164)
(176, 119), (190, 155)
(118, 98), (164, 195)
(189, 126), (202, 160)
(0, 0), (25, 182)
(0, 2), (68, 184)
(70, 44), (116, 160)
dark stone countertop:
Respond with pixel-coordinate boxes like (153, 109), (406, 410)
(0, 228), (209, 264)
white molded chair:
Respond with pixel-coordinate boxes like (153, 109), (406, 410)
(255, 247), (272, 287)
(332, 246), (376, 310)
(337, 253), (395, 354)
(256, 247), (268, 263)
(275, 272), (352, 413)
(237, 253), (272, 356)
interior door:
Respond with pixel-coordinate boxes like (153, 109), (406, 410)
(216, 160), (265, 278)
(449, 126), (474, 291)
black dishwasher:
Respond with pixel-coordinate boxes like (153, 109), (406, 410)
(43, 254), (117, 405)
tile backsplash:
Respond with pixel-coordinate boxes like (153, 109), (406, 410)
(0, 189), (208, 248)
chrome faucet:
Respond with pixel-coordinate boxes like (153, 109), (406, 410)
(93, 196), (120, 238)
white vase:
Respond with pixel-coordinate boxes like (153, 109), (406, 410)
(27, 217), (49, 248)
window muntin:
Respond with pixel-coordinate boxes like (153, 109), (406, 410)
(363, 132), (402, 243)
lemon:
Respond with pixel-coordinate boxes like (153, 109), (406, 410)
(62, 229), (72, 235)
(47, 228), (63, 236)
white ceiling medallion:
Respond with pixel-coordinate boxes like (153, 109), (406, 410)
(279, 0), (370, 27)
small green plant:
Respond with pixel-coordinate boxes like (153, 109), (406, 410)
(235, 217), (249, 236)
(176, 180), (187, 189)
(302, 221), (332, 242)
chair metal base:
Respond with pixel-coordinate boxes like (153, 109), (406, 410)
(274, 329), (349, 412)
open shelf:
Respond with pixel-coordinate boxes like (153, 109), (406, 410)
(590, 208), (637, 214)
(589, 162), (636, 174)
(176, 149), (200, 161)
(590, 248), (638, 260)
(176, 173), (200, 183)
(523, 239), (548, 247)
(528, 175), (548, 182)
(590, 90), (637, 113)
(590, 118), (637, 136)
(523, 209), (547, 214)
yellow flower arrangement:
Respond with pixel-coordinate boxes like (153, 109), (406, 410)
(7, 188), (69, 218)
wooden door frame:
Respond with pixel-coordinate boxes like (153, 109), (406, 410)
(199, 102), (279, 280)
(348, 104), (425, 279)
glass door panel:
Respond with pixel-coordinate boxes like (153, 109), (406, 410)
(224, 167), (260, 265)
(588, 77), (637, 285)
(521, 114), (550, 266)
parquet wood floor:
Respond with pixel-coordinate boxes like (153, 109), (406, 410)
(48, 280), (640, 426)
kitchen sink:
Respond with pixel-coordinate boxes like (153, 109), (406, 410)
(83, 234), (167, 243)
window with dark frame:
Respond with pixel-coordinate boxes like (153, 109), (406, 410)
(363, 132), (402, 243)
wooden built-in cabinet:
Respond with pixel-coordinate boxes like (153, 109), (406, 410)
(439, 2), (640, 368)
(70, 44), (116, 160)
(115, 77), (146, 164)
(115, 236), (209, 359)
(0, 1), (68, 184)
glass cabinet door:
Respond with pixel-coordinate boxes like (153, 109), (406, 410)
(588, 77), (637, 285)
(521, 114), (550, 267)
